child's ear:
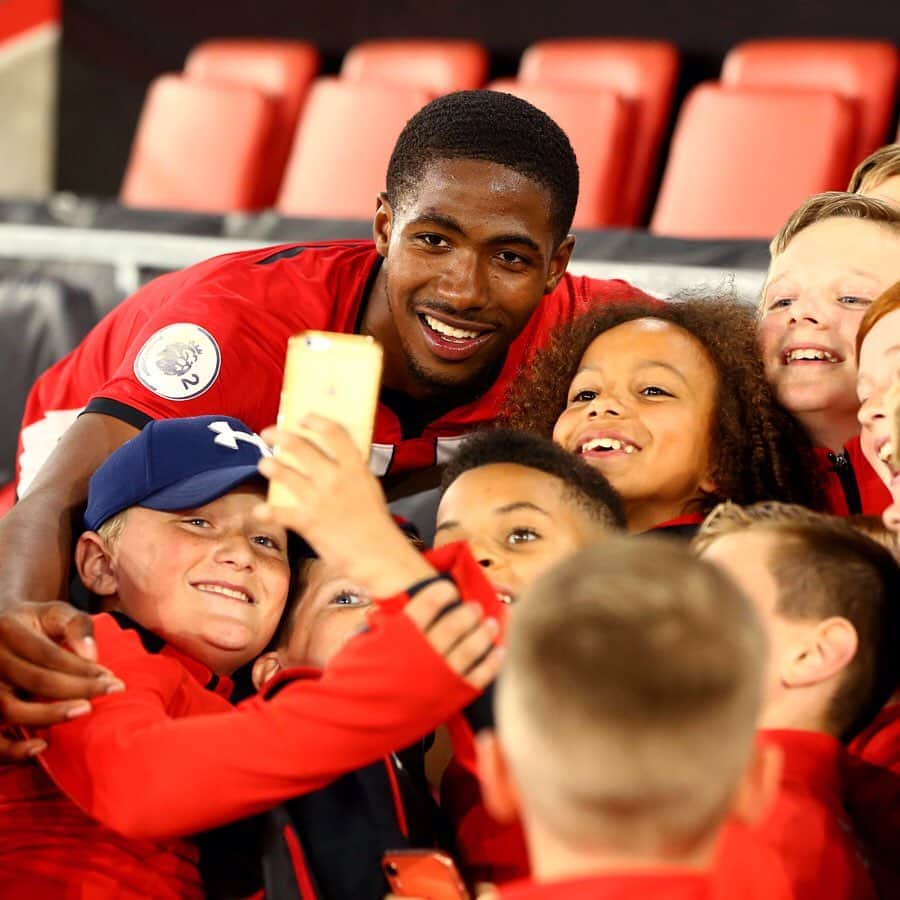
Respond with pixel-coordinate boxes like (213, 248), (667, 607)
(252, 652), (285, 692)
(74, 532), (119, 597)
(783, 617), (858, 688)
(731, 739), (782, 827)
(476, 730), (521, 825)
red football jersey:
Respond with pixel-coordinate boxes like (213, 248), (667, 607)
(16, 240), (641, 493)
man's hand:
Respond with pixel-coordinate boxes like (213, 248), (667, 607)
(0, 601), (124, 759)
(256, 416), (434, 595)
(404, 580), (502, 691)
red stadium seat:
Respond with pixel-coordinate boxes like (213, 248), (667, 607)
(276, 78), (431, 219)
(650, 83), (855, 239)
(121, 74), (276, 214)
(341, 39), (488, 95)
(489, 80), (633, 229)
(517, 39), (679, 226)
(722, 39), (900, 163)
(184, 39), (321, 207)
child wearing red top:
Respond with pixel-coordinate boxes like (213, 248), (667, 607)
(471, 537), (777, 900)
(697, 504), (900, 899)
(0, 415), (502, 898)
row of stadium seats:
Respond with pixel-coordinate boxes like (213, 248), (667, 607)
(119, 38), (900, 238)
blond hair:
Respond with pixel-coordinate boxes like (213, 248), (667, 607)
(848, 143), (900, 194)
(95, 510), (128, 546)
(693, 500), (823, 552)
(497, 537), (766, 856)
(769, 191), (900, 257)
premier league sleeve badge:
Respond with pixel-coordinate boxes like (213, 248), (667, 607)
(133, 323), (222, 401)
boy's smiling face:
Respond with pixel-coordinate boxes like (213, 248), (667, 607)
(84, 485), (291, 675)
(434, 463), (606, 604)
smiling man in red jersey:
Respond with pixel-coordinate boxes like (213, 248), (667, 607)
(0, 90), (645, 758)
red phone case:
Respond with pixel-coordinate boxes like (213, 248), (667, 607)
(382, 849), (471, 900)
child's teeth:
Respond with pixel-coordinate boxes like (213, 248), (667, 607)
(581, 437), (637, 454)
(786, 348), (837, 362)
(879, 443), (894, 463)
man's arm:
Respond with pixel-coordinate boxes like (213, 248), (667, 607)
(0, 413), (133, 755)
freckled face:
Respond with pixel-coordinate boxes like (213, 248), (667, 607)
(111, 486), (290, 675)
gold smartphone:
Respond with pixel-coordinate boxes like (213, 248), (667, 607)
(267, 331), (383, 506)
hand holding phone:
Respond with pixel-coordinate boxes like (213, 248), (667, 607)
(268, 331), (383, 506)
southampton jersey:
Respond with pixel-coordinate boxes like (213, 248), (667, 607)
(17, 240), (642, 493)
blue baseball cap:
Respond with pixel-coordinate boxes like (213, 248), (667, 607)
(84, 415), (272, 532)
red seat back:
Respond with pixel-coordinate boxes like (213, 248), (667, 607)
(341, 39), (488, 95)
(276, 78), (431, 219)
(722, 39), (900, 163)
(489, 80), (633, 229)
(651, 83), (856, 239)
(121, 74), (275, 214)
(518, 39), (679, 225)
(184, 39), (321, 206)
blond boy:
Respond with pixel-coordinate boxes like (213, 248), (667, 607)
(476, 537), (774, 899)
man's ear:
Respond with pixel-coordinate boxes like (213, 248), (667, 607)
(252, 652), (285, 692)
(476, 729), (521, 824)
(783, 617), (858, 688)
(74, 532), (119, 597)
(543, 235), (576, 294)
(373, 192), (393, 258)
(731, 739), (782, 827)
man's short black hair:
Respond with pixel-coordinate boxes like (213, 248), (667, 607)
(441, 429), (625, 530)
(386, 90), (579, 246)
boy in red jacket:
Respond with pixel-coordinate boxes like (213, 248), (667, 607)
(697, 503), (900, 899)
(0, 415), (501, 898)
(474, 537), (773, 900)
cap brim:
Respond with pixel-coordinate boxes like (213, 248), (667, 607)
(140, 466), (266, 513)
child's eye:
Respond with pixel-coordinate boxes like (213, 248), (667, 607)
(184, 517), (211, 528)
(252, 535), (283, 552)
(640, 385), (673, 398)
(767, 297), (793, 311)
(330, 590), (370, 607)
(506, 528), (539, 546)
(838, 295), (871, 307)
(571, 389), (597, 403)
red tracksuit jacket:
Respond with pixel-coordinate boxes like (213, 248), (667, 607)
(0, 542), (500, 898)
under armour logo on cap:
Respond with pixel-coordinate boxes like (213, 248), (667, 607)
(208, 420), (272, 457)
(84, 415), (271, 532)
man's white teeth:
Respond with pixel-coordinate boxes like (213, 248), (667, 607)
(424, 314), (480, 341)
(581, 437), (637, 454)
(786, 348), (838, 363)
(197, 584), (252, 604)
(879, 443), (894, 463)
